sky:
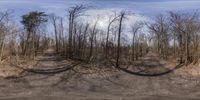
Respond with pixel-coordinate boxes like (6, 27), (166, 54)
(0, 0), (200, 21)
(0, 0), (200, 39)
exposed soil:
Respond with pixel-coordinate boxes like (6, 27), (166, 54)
(0, 51), (200, 100)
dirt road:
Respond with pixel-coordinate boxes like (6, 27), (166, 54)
(0, 52), (200, 100)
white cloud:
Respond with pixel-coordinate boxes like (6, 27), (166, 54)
(78, 8), (150, 44)
(81, 8), (149, 28)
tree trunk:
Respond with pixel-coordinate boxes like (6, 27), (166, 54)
(116, 12), (125, 68)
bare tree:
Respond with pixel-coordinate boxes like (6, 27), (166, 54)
(89, 19), (98, 60)
(170, 11), (200, 65)
(21, 11), (47, 58)
(49, 14), (59, 53)
(148, 14), (169, 59)
(67, 5), (87, 59)
(0, 11), (9, 62)
(105, 13), (118, 58)
(81, 23), (89, 59)
(131, 22), (143, 61)
(116, 11), (126, 68)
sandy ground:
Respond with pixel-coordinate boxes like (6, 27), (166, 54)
(0, 52), (200, 100)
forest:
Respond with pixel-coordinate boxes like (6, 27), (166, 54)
(0, 5), (199, 71)
(0, 4), (200, 100)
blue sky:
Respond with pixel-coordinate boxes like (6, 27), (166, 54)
(0, 0), (200, 17)
(0, 0), (200, 26)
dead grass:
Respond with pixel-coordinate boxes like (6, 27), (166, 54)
(175, 63), (200, 77)
(0, 57), (38, 78)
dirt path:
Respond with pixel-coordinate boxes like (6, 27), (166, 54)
(0, 52), (200, 100)
(123, 52), (181, 76)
